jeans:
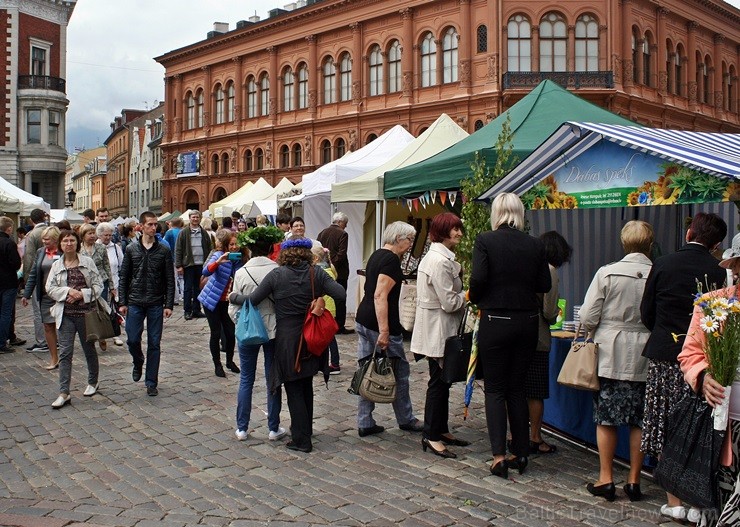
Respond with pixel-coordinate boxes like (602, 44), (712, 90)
(478, 310), (538, 457)
(58, 315), (99, 394)
(205, 301), (235, 366)
(0, 288), (16, 346)
(126, 304), (164, 388)
(355, 323), (416, 429)
(182, 265), (203, 315)
(236, 339), (282, 433)
(423, 357), (451, 441)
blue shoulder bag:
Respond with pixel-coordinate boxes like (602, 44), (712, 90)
(235, 300), (269, 345)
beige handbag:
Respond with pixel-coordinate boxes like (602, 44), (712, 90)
(398, 280), (417, 333)
(557, 324), (600, 391)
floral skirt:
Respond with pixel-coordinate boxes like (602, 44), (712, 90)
(593, 378), (645, 427)
(640, 360), (692, 457)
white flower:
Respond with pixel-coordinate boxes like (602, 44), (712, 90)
(700, 316), (720, 333)
(713, 308), (729, 322)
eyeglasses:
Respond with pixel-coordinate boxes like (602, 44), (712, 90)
(61, 239), (77, 244)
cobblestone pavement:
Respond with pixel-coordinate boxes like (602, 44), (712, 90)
(0, 299), (676, 527)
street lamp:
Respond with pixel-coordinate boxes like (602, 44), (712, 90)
(66, 187), (76, 208)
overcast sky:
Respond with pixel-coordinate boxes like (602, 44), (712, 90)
(65, 0), (740, 152)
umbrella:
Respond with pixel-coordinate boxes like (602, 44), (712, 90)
(463, 313), (481, 420)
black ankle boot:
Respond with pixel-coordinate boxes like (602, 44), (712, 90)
(215, 363), (226, 377)
(226, 361), (240, 373)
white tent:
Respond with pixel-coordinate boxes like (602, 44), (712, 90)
(301, 125), (415, 316)
(208, 178), (274, 218)
(50, 208), (85, 224)
(0, 176), (50, 215)
(243, 177), (297, 218)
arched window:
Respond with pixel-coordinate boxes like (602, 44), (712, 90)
(507, 15), (531, 72)
(575, 14), (599, 72)
(211, 153), (219, 174)
(477, 25), (488, 53)
(221, 152), (229, 174)
(226, 82), (235, 121)
(244, 149), (253, 171)
(703, 55), (711, 104)
(420, 32), (437, 87)
(323, 58), (336, 104)
(540, 12), (567, 72)
(214, 84), (224, 124)
(280, 144), (290, 168)
(186, 92), (195, 129)
(340, 53), (352, 101)
(474, 119), (484, 131)
(388, 40), (401, 93)
(728, 65), (737, 112)
(366, 133), (378, 145)
(260, 74), (270, 116)
(675, 45), (685, 97)
(247, 76), (257, 118)
(297, 63), (308, 109)
(321, 139), (331, 163)
(335, 137), (346, 158)
(283, 67), (294, 111)
(442, 27), (459, 83)
(196, 89), (204, 127)
(631, 30), (639, 83)
(666, 43), (675, 94)
(369, 45), (383, 96)
(643, 34), (653, 86)
(293, 143), (302, 166)
(255, 148), (264, 170)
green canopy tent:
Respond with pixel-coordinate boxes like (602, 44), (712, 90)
(384, 80), (637, 198)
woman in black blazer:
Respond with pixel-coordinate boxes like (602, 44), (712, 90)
(469, 193), (551, 479)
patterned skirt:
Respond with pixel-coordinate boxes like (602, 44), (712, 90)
(593, 378), (646, 427)
(640, 360), (692, 457)
(524, 350), (550, 400)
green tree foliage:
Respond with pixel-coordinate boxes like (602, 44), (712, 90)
(458, 114), (516, 289)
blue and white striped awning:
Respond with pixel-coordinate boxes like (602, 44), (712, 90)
(478, 122), (740, 201)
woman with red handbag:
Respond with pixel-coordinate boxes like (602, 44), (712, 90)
(231, 236), (345, 453)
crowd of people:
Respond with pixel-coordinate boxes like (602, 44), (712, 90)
(1, 196), (739, 526)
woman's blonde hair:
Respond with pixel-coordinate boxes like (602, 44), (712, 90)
(41, 225), (60, 242)
(490, 192), (525, 231)
(621, 220), (654, 256)
(215, 228), (235, 252)
(78, 223), (96, 241)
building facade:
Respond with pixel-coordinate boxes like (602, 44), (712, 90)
(155, 0), (740, 212)
(127, 103), (165, 217)
(65, 146), (106, 212)
(103, 109), (146, 218)
(0, 0), (75, 208)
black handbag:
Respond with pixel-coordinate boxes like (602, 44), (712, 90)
(441, 306), (474, 384)
(108, 297), (121, 337)
(654, 393), (726, 509)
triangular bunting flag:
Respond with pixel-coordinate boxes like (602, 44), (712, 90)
(430, 191), (437, 204)
(449, 191), (457, 206)
(413, 199), (419, 212)
(439, 191), (447, 205)
(407, 199), (413, 212)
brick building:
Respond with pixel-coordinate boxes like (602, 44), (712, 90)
(127, 103), (166, 217)
(103, 109), (146, 218)
(65, 145), (105, 212)
(155, 0), (740, 213)
(0, 0), (75, 208)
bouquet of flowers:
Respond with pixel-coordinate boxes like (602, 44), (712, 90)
(693, 286), (740, 429)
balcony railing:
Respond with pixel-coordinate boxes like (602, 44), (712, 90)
(503, 71), (614, 90)
(18, 75), (66, 93)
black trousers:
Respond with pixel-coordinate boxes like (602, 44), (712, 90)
(335, 277), (348, 329)
(284, 376), (314, 449)
(423, 357), (451, 441)
(478, 310), (538, 458)
(204, 301), (235, 366)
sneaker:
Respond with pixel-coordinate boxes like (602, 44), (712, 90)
(235, 429), (249, 441)
(660, 505), (687, 522)
(329, 364), (341, 375)
(687, 508), (702, 523)
(26, 343), (48, 352)
(10, 337), (26, 346)
(113, 337), (124, 346)
(146, 386), (158, 396)
(269, 427), (287, 441)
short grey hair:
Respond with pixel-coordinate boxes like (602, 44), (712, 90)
(96, 222), (114, 236)
(332, 211), (348, 225)
(382, 221), (416, 245)
(188, 209), (201, 218)
(490, 192), (525, 231)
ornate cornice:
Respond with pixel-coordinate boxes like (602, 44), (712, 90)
(4, 0), (75, 25)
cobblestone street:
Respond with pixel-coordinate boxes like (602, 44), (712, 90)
(0, 299), (674, 526)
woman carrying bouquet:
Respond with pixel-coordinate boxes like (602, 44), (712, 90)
(679, 236), (740, 527)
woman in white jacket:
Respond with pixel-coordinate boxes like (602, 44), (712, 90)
(45, 229), (106, 408)
(228, 226), (286, 442)
(410, 213), (467, 458)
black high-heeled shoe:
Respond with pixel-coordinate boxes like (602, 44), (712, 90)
(422, 437), (457, 458)
(489, 459), (508, 479)
(506, 456), (528, 475)
(623, 483), (642, 502)
(586, 482), (616, 502)
(440, 435), (471, 447)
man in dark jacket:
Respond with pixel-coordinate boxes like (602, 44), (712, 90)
(118, 211), (175, 396)
(317, 211), (351, 334)
(22, 208), (48, 351)
(174, 210), (211, 320)
(0, 217), (21, 352)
